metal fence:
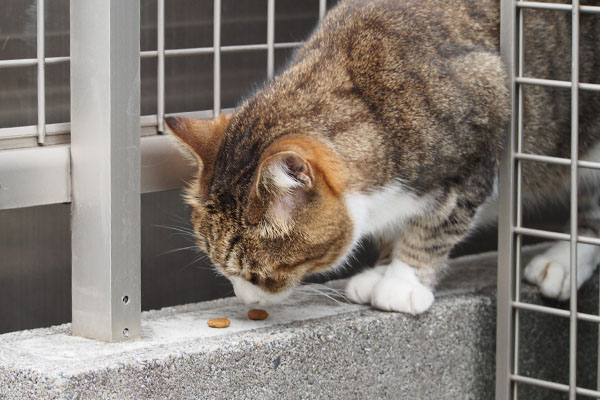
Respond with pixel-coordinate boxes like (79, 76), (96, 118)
(0, 0), (327, 341)
(496, 0), (600, 399)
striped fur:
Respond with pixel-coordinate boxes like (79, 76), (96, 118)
(166, 0), (600, 310)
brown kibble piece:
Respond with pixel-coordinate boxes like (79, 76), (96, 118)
(207, 318), (230, 328)
(248, 309), (269, 320)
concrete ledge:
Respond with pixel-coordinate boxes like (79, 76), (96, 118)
(1, 244), (597, 399)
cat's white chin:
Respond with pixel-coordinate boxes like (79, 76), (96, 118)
(229, 275), (292, 305)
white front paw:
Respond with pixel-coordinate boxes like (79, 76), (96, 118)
(371, 277), (434, 314)
(524, 241), (600, 301)
(524, 255), (570, 300)
(370, 261), (434, 315)
(345, 266), (386, 304)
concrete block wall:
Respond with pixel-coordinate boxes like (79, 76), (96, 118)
(1, 245), (598, 399)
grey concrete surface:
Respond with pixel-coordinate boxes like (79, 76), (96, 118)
(1, 244), (598, 399)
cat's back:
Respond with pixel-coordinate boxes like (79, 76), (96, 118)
(300, 0), (500, 61)
(234, 0), (509, 192)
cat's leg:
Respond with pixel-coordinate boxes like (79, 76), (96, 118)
(524, 190), (600, 300)
(348, 190), (478, 314)
(345, 236), (395, 304)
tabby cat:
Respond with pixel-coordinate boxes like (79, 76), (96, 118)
(165, 0), (600, 314)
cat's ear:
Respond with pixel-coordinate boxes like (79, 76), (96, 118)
(257, 151), (314, 194)
(248, 136), (348, 233)
(249, 150), (314, 232)
(164, 114), (231, 170)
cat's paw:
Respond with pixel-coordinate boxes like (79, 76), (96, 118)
(524, 254), (570, 300)
(370, 261), (434, 315)
(524, 241), (600, 301)
(345, 266), (386, 304)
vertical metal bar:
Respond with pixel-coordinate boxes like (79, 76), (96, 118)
(70, 0), (141, 342)
(497, 0), (517, 399)
(267, 0), (275, 80)
(213, 0), (221, 117)
(157, 0), (165, 133)
(512, 6), (525, 399)
(319, 0), (327, 20)
(569, 0), (580, 398)
(37, 0), (46, 144)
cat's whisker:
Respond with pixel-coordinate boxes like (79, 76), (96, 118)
(305, 289), (349, 306)
(154, 224), (196, 237)
(179, 252), (211, 272)
(157, 245), (201, 257)
(296, 283), (352, 306)
(154, 222), (194, 232)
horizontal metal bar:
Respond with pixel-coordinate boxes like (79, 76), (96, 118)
(577, 160), (600, 170)
(0, 134), (200, 210)
(517, 77), (600, 92)
(517, 1), (600, 14)
(0, 108), (237, 142)
(140, 108), (236, 128)
(515, 152), (571, 166)
(0, 145), (70, 209)
(515, 152), (600, 170)
(516, 2), (572, 11)
(141, 135), (195, 193)
(141, 47), (211, 58)
(581, 5), (600, 13)
(517, 76), (571, 88)
(0, 122), (71, 140)
(512, 301), (570, 318)
(140, 41), (303, 59)
(575, 235), (600, 247)
(1, 41), (304, 67)
(511, 374), (600, 398)
(513, 227), (600, 246)
(514, 226), (570, 241)
(44, 56), (70, 65)
(579, 82), (600, 92)
(0, 56), (69, 68)
(512, 301), (600, 324)
(511, 374), (569, 393)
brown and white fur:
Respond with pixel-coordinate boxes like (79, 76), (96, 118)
(165, 0), (600, 314)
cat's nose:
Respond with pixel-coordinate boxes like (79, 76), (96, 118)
(230, 276), (260, 304)
(235, 292), (258, 305)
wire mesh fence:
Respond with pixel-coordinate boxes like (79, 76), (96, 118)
(497, 1), (600, 399)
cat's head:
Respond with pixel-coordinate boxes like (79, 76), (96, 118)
(165, 114), (355, 305)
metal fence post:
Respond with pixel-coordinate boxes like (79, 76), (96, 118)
(70, 0), (141, 342)
(496, 0), (517, 398)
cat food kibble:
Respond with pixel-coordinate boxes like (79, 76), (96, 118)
(248, 309), (269, 320)
(207, 317), (230, 328)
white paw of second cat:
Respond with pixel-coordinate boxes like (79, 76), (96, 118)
(345, 261), (434, 315)
(524, 241), (600, 301)
(524, 254), (571, 300)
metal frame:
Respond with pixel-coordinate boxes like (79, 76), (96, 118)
(496, 1), (600, 398)
(0, 0), (320, 207)
(70, 0), (141, 342)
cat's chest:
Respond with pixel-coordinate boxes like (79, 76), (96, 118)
(344, 183), (434, 237)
